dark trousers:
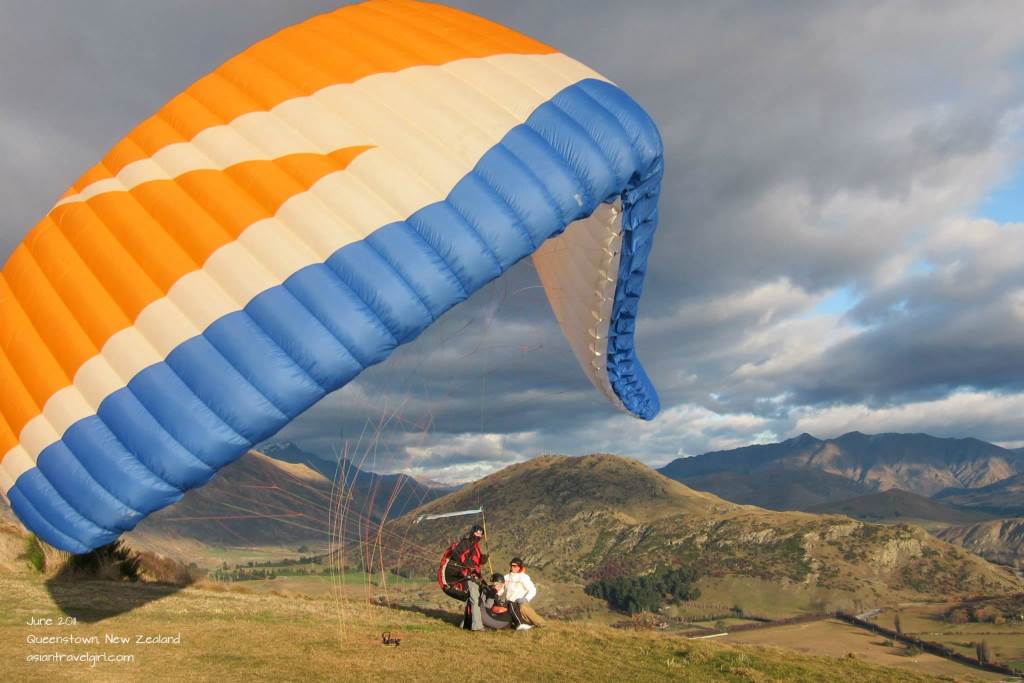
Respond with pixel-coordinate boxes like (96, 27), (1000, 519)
(472, 600), (526, 629)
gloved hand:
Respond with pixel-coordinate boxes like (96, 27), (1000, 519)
(479, 554), (489, 565)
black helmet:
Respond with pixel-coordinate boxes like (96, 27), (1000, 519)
(470, 524), (484, 535)
(489, 572), (504, 583)
(510, 557), (524, 567)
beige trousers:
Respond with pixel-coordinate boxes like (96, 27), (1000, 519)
(518, 602), (546, 627)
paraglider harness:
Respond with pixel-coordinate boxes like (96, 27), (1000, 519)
(418, 508), (491, 601)
(437, 537), (483, 602)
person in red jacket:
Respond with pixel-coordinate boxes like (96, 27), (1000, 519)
(441, 525), (488, 630)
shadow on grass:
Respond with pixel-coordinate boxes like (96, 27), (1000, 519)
(44, 576), (190, 623)
(383, 601), (464, 627)
(41, 538), (198, 622)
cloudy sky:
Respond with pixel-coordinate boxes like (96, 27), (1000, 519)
(2, 1), (1023, 481)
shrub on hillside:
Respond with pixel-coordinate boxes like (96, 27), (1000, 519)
(23, 534), (45, 573)
(945, 608), (970, 624)
(59, 540), (141, 582)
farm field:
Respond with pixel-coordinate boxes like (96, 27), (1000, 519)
(725, 618), (1008, 681)
(874, 603), (1024, 672)
(673, 576), (865, 620)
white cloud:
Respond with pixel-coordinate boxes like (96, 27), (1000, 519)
(791, 390), (1024, 443)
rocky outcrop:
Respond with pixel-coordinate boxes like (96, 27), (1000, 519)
(935, 518), (1024, 567)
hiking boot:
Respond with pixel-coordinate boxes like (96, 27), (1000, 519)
(516, 624), (533, 631)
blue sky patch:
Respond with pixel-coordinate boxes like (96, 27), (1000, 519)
(976, 162), (1024, 224)
(809, 285), (860, 317)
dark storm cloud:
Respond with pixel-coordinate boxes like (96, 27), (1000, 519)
(2, 2), (1024, 478)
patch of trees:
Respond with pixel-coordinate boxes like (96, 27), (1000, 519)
(211, 565), (342, 581)
(253, 555), (322, 568)
(212, 567), (281, 582)
(976, 640), (995, 665)
(585, 567), (700, 615)
(211, 562), (407, 582)
(944, 597), (1024, 625)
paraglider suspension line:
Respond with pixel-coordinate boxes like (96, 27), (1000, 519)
(481, 507), (493, 577)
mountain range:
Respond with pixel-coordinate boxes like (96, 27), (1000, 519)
(658, 432), (1024, 510)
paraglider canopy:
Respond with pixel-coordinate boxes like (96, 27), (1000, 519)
(0, 0), (664, 553)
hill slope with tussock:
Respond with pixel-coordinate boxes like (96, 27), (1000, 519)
(395, 454), (1021, 600)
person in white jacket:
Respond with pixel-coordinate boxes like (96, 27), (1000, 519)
(501, 557), (546, 627)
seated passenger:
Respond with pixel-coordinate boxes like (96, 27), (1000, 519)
(502, 557), (546, 627)
(474, 573), (532, 631)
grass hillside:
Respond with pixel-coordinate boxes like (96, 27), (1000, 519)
(123, 449), (446, 561)
(125, 451), (334, 553)
(0, 459), (1015, 681)
(394, 454), (1021, 603)
(261, 441), (453, 514)
(0, 567), (960, 683)
(806, 489), (995, 526)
